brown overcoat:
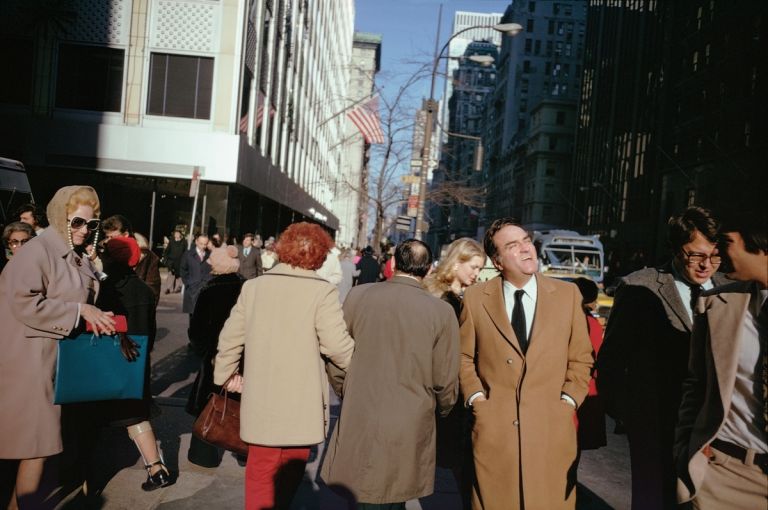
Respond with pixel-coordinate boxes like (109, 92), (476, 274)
(320, 277), (460, 504)
(459, 274), (593, 510)
(213, 263), (354, 446)
(0, 186), (99, 459)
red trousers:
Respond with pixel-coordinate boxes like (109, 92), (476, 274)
(245, 445), (310, 510)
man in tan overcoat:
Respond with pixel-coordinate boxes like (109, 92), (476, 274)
(460, 218), (593, 510)
(321, 239), (460, 509)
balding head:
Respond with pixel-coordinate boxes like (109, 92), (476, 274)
(394, 239), (433, 278)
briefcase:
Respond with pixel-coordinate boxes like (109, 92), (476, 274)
(54, 330), (148, 404)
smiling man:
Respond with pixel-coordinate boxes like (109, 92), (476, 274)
(597, 206), (729, 510)
(459, 218), (592, 510)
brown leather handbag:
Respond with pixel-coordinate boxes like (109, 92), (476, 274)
(192, 381), (249, 456)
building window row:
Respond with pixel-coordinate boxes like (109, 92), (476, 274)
(1, 40), (214, 120)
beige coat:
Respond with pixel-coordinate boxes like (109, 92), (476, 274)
(674, 281), (761, 502)
(459, 274), (593, 510)
(213, 263), (354, 446)
(0, 187), (99, 459)
(320, 277), (460, 504)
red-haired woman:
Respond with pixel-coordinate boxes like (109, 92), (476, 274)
(213, 222), (355, 510)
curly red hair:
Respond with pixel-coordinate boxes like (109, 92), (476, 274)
(274, 222), (334, 270)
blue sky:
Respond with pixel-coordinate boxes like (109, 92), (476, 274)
(355, 0), (510, 108)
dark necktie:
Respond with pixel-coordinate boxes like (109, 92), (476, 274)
(690, 284), (703, 315)
(757, 299), (767, 434)
(512, 290), (528, 354)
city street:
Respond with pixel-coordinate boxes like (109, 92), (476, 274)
(54, 270), (631, 510)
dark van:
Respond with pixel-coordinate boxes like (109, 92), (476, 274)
(0, 157), (34, 224)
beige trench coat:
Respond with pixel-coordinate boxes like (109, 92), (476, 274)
(0, 229), (98, 458)
(459, 274), (593, 510)
(320, 277), (460, 504)
(213, 263), (354, 446)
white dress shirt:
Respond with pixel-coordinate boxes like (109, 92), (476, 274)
(502, 275), (538, 341)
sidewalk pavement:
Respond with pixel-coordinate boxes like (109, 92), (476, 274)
(55, 272), (631, 509)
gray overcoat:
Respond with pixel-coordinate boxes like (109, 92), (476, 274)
(320, 276), (460, 504)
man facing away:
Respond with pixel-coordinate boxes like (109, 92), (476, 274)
(597, 206), (728, 509)
(321, 239), (460, 509)
(459, 218), (592, 510)
(675, 209), (768, 509)
(238, 233), (263, 279)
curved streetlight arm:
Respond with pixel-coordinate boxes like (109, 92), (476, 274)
(429, 24), (498, 99)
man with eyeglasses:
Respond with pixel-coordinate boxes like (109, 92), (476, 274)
(597, 206), (729, 510)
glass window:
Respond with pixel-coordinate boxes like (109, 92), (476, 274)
(527, 19), (535, 32)
(148, 53), (214, 119)
(0, 38), (33, 105)
(56, 44), (125, 112)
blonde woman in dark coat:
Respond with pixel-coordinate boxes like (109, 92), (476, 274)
(0, 186), (115, 508)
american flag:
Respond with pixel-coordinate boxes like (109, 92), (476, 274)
(347, 95), (384, 144)
(239, 91), (275, 133)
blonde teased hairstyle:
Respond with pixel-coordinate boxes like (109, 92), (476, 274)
(65, 187), (101, 218)
(423, 237), (485, 297)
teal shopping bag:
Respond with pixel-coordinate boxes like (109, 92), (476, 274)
(54, 332), (148, 404)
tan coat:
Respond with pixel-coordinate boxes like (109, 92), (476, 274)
(674, 281), (761, 502)
(320, 277), (460, 504)
(0, 187), (99, 459)
(213, 263), (354, 446)
(459, 274), (593, 510)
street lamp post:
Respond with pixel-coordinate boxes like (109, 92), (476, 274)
(414, 22), (523, 241)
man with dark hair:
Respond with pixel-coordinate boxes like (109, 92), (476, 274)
(15, 203), (45, 234)
(238, 233), (263, 279)
(460, 218), (592, 509)
(321, 239), (459, 508)
(597, 206), (729, 509)
(102, 214), (134, 237)
(355, 245), (380, 284)
(675, 209), (768, 510)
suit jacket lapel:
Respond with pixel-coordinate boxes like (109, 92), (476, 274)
(708, 291), (750, 410)
(525, 274), (557, 365)
(482, 277), (522, 356)
(656, 270), (692, 331)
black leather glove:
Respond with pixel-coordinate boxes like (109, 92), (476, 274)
(119, 333), (140, 362)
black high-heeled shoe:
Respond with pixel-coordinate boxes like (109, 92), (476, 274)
(141, 459), (173, 491)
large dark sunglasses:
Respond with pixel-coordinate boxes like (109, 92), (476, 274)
(69, 217), (101, 231)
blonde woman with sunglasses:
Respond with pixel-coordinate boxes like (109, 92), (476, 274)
(0, 186), (115, 509)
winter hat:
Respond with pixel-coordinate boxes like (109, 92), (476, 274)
(209, 245), (240, 275)
(105, 236), (141, 268)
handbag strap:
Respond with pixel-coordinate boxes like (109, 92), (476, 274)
(218, 371), (239, 423)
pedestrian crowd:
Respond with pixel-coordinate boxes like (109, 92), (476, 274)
(0, 188), (765, 510)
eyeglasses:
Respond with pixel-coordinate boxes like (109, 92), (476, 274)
(682, 250), (721, 266)
(69, 217), (101, 231)
(8, 238), (30, 248)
